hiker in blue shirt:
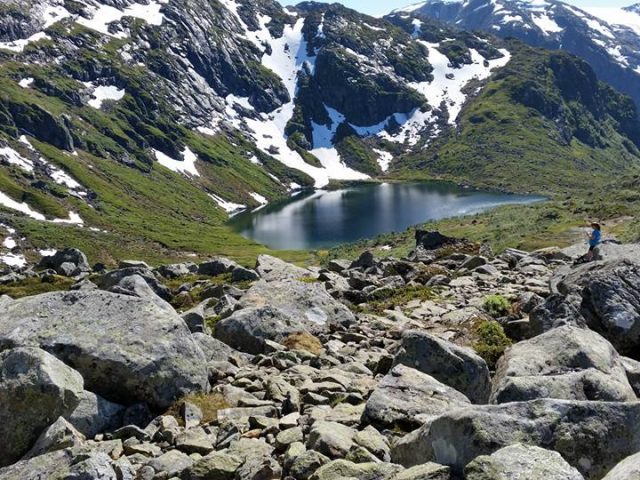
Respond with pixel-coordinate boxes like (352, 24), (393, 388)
(586, 223), (602, 261)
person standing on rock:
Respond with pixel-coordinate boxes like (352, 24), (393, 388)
(586, 222), (601, 261)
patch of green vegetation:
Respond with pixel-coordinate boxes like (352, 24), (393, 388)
(483, 295), (511, 318)
(355, 285), (434, 315)
(472, 320), (512, 369)
(205, 315), (222, 332)
(0, 275), (75, 299)
(164, 392), (230, 425)
(335, 135), (381, 176)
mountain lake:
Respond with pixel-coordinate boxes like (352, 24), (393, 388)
(228, 181), (545, 250)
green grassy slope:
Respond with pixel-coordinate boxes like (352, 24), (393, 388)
(395, 42), (640, 195)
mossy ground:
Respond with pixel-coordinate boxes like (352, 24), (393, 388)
(354, 285), (434, 316)
(164, 392), (230, 426)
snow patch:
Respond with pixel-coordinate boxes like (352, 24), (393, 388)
(18, 136), (85, 193)
(586, 7), (640, 37)
(208, 193), (245, 214)
(85, 84), (126, 109)
(373, 149), (393, 173)
(531, 12), (563, 35)
(154, 148), (200, 177)
(0, 32), (50, 53)
(0, 192), (46, 220)
(18, 78), (34, 88)
(0, 146), (34, 172)
(239, 18), (368, 187)
(52, 212), (84, 226)
(0, 253), (26, 268)
(381, 43), (511, 146)
(2, 236), (16, 250)
(77, 1), (165, 38)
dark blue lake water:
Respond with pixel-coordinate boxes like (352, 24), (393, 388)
(228, 182), (545, 250)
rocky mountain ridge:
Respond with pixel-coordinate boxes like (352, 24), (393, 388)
(1, 232), (640, 478)
(400, 0), (640, 111)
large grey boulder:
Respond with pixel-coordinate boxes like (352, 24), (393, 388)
(309, 460), (403, 480)
(393, 330), (491, 403)
(464, 444), (584, 480)
(541, 260), (640, 358)
(491, 326), (636, 403)
(239, 279), (355, 331)
(391, 399), (640, 479)
(602, 451), (640, 480)
(99, 266), (171, 302)
(24, 417), (85, 460)
(37, 248), (90, 277)
(306, 421), (357, 459)
(255, 255), (315, 281)
(0, 347), (84, 466)
(198, 257), (239, 276)
(215, 279), (355, 354)
(0, 290), (209, 409)
(67, 391), (125, 438)
(214, 306), (307, 354)
(362, 365), (470, 430)
(0, 450), (78, 479)
(107, 273), (174, 312)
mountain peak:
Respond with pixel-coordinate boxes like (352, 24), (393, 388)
(624, 3), (640, 14)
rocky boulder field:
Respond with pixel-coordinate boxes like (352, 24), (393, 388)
(1, 232), (640, 479)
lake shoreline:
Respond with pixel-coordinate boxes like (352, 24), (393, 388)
(228, 180), (546, 251)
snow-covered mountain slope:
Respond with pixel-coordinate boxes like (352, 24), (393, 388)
(0, 0), (515, 191)
(0, 0), (639, 264)
(394, 0), (640, 110)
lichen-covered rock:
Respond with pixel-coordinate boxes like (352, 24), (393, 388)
(0, 290), (209, 409)
(363, 364), (470, 430)
(464, 444), (584, 480)
(394, 463), (451, 480)
(392, 399), (640, 479)
(216, 278), (356, 354)
(309, 460), (403, 480)
(491, 326), (636, 403)
(540, 260), (640, 358)
(239, 279), (356, 331)
(393, 330), (491, 403)
(0, 347), (84, 466)
(255, 255), (315, 281)
(23, 417), (85, 460)
(306, 421), (357, 459)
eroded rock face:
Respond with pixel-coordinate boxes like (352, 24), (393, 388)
(464, 444), (584, 480)
(392, 399), (640, 479)
(0, 347), (84, 466)
(363, 364), (470, 430)
(491, 326), (636, 403)
(541, 260), (640, 358)
(0, 290), (209, 409)
(393, 330), (491, 403)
